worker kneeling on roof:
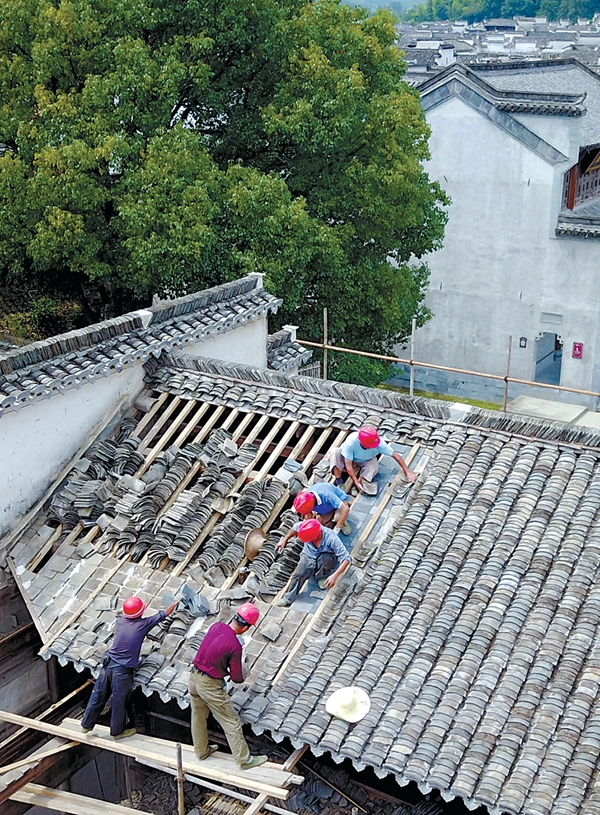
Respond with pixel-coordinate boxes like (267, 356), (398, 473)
(189, 603), (268, 771)
(81, 595), (179, 739)
(293, 482), (352, 536)
(276, 519), (351, 607)
(329, 425), (416, 494)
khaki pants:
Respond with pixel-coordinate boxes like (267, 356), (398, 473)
(188, 671), (251, 766)
(317, 508), (344, 528)
(329, 448), (379, 481)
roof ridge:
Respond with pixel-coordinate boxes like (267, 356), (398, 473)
(147, 275), (262, 325)
(151, 352), (452, 420)
(0, 313), (143, 375)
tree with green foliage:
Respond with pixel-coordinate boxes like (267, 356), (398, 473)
(405, 0), (600, 22)
(0, 0), (447, 384)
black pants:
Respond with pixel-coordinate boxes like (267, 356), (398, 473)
(81, 664), (134, 736)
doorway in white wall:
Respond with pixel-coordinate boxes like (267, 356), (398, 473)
(535, 332), (563, 385)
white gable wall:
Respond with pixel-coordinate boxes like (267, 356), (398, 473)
(397, 95), (600, 406)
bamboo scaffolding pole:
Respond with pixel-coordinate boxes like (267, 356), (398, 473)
(298, 339), (600, 400)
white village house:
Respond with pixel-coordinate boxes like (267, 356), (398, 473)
(402, 59), (600, 408)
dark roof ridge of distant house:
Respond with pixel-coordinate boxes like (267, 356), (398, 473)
(471, 55), (600, 79)
(468, 58), (600, 149)
(0, 274), (281, 415)
(421, 61), (586, 109)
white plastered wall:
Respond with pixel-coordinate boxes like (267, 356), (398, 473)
(401, 96), (600, 405)
(185, 316), (268, 367)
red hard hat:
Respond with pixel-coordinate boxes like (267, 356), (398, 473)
(297, 519), (322, 543)
(123, 596), (146, 619)
(293, 491), (316, 515)
(236, 603), (260, 626)
(357, 425), (380, 449)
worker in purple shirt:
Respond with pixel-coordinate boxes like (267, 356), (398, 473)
(81, 595), (179, 739)
(189, 603), (268, 770)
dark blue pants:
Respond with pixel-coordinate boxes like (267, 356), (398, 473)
(82, 664), (134, 736)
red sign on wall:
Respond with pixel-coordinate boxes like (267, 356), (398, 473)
(573, 342), (584, 359)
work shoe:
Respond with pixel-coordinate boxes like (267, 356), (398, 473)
(241, 755), (268, 771)
(276, 598), (291, 607)
(341, 520), (352, 536)
(197, 744), (219, 760)
(333, 477), (345, 487)
(81, 726), (93, 734)
(113, 728), (136, 740)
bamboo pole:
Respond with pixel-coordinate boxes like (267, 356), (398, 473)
(298, 339), (600, 400)
(503, 334), (513, 412)
(176, 743), (185, 815)
(323, 308), (328, 380)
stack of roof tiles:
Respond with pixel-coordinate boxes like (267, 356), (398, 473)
(267, 328), (313, 372)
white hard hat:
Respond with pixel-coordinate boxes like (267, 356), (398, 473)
(325, 686), (371, 723)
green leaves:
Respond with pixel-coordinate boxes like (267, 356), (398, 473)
(0, 0), (448, 383)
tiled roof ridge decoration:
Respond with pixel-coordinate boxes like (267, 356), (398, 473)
(0, 279), (281, 415)
(420, 69), (571, 166)
(471, 55), (600, 80)
(556, 211), (600, 238)
(267, 328), (313, 372)
(0, 313), (143, 376)
(420, 62), (586, 109)
(148, 353), (452, 420)
(465, 405), (600, 447)
(147, 274), (264, 325)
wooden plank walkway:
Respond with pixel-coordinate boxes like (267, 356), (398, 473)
(11, 782), (155, 815)
(0, 711), (303, 799)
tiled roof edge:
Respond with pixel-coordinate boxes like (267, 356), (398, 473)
(147, 275), (263, 325)
(0, 287), (281, 416)
(421, 75), (571, 165)
(155, 352), (452, 419)
(556, 213), (600, 238)
(267, 329), (313, 372)
(0, 313), (143, 376)
(464, 406), (600, 446)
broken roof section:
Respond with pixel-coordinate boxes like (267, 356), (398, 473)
(9, 352), (600, 815)
(0, 275), (280, 415)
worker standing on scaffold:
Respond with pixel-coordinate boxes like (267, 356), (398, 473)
(189, 603), (268, 770)
(81, 596), (179, 739)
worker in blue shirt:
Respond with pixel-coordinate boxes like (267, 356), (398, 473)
(275, 519), (351, 607)
(330, 425), (416, 493)
(81, 595), (179, 738)
(293, 482), (352, 535)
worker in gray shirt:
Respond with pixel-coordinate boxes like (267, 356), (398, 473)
(276, 519), (351, 607)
